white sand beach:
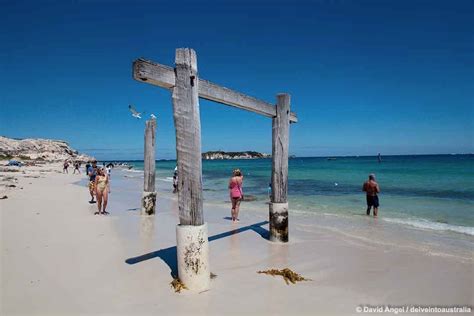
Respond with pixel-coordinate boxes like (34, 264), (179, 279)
(1, 163), (473, 315)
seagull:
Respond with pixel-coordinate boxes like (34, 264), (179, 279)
(128, 104), (142, 119)
(150, 114), (157, 119)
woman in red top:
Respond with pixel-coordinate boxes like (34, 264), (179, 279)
(228, 169), (244, 222)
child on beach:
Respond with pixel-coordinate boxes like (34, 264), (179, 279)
(228, 169), (244, 222)
(94, 167), (110, 215)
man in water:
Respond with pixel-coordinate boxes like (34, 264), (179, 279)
(362, 173), (380, 217)
(87, 161), (98, 203)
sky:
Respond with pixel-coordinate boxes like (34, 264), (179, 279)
(0, 0), (473, 160)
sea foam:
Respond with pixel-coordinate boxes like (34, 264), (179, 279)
(383, 217), (474, 236)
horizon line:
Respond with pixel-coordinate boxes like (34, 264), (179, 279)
(95, 153), (473, 162)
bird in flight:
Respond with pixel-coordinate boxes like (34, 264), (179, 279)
(150, 114), (157, 119)
(128, 104), (142, 119)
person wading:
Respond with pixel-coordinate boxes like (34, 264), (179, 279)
(363, 173), (380, 217)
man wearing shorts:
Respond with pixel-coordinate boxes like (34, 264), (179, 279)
(362, 173), (380, 217)
(87, 161), (98, 203)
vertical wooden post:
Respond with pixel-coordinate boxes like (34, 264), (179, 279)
(172, 48), (204, 226)
(270, 93), (290, 242)
(141, 118), (157, 215)
(172, 48), (209, 291)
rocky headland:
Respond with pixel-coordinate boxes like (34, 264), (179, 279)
(0, 136), (93, 162)
(202, 151), (270, 160)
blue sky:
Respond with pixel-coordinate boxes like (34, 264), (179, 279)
(0, 0), (472, 159)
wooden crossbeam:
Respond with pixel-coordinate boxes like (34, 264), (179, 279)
(133, 58), (298, 123)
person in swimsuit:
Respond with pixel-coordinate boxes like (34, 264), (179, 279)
(94, 167), (110, 215)
(228, 169), (244, 222)
(362, 173), (380, 217)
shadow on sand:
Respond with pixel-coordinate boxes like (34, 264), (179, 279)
(125, 220), (269, 277)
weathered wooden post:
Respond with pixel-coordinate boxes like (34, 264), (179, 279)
(172, 48), (210, 291)
(141, 118), (157, 215)
(270, 93), (290, 242)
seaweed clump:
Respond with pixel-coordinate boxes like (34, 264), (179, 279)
(257, 268), (311, 285)
(170, 277), (188, 293)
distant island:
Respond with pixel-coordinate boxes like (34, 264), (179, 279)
(202, 151), (270, 160)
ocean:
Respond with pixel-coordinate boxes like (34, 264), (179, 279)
(121, 154), (474, 236)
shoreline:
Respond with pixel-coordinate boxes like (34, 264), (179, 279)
(115, 166), (474, 263)
(1, 162), (473, 315)
(120, 166), (474, 257)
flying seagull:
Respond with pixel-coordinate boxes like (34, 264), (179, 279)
(150, 114), (157, 119)
(128, 104), (142, 119)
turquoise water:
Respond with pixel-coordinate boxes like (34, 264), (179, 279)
(124, 155), (474, 235)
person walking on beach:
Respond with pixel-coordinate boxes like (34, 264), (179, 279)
(85, 161), (91, 175)
(228, 169), (244, 222)
(172, 167), (178, 194)
(63, 160), (69, 173)
(363, 173), (380, 217)
(94, 167), (110, 215)
(73, 161), (81, 174)
(87, 161), (98, 203)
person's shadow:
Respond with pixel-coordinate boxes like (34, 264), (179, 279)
(125, 220), (269, 277)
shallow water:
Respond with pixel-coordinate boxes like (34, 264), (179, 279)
(118, 154), (474, 236)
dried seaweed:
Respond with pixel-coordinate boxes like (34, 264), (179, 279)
(257, 268), (311, 285)
(170, 277), (188, 293)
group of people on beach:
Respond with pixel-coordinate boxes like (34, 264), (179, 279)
(63, 160), (82, 174)
(84, 160), (113, 215)
(76, 159), (379, 220)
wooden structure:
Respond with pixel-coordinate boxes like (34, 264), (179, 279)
(141, 118), (157, 215)
(133, 48), (297, 290)
(270, 94), (290, 242)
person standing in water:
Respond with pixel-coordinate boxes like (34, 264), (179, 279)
(228, 169), (244, 222)
(362, 173), (380, 217)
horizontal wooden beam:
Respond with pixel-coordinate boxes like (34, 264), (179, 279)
(133, 58), (298, 123)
